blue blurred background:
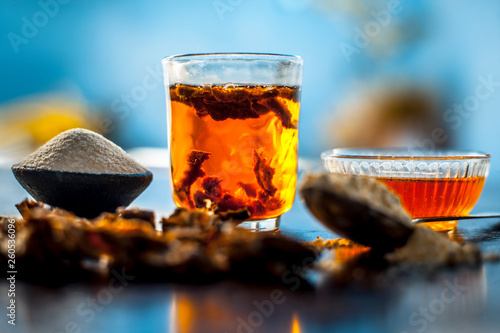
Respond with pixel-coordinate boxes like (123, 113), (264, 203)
(1, 3), (500, 331)
(1, 0), (500, 178)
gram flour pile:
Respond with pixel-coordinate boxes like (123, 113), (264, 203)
(14, 128), (149, 174)
(384, 226), (482, 266)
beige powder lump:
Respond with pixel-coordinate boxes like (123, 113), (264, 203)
(14, 128), (149, 175)
(312, 227), (499, 275)
(384, 226), (484, 266)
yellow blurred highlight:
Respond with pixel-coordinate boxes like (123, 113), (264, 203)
(291, 313), (301, 333)
(168, 292), (254, 333)
(170, 294), (195, 333)
(27, 113), (88, 144)
(0, 94), (97, 163)
(176, 295), (195, 333)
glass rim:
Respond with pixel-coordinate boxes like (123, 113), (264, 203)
(321, 148), (491, 161)
(162, 52), (303, 63)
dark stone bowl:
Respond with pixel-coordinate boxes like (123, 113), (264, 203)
(11, 166), (153, 218)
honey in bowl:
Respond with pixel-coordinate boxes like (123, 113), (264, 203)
(379, 176), (487, 231)
(321, 149), (491, 232)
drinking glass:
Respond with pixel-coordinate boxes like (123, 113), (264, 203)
(162, 53), (303, 231)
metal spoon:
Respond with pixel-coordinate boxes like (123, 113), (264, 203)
(413, 214), (500, 223)
(299, 173), (499, 252)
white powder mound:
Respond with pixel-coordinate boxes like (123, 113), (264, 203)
(14, 128), (149, 175)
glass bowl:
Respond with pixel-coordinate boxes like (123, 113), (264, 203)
(321, 148), (490, 231)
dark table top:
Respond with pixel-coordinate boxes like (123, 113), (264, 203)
(1, 165), (500, 333)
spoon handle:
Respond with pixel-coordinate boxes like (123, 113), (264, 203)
(413, 214), (500, 224)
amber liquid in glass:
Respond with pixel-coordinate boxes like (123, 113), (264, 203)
(169, 84), (300, 220)
(380, 176), (486, 231)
